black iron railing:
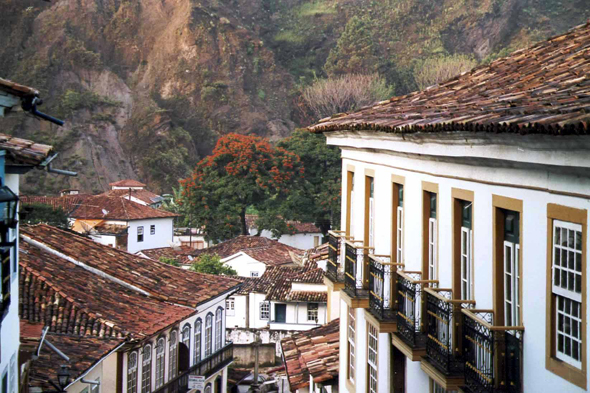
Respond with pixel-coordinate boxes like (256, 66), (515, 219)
(369, 255), (402, 321)
(461, 310), (523, 393)
(424, 288), (475, 376)
(153, 342), (233, 393)
(344, 240), (372, 298)
(396, 271), (437, 348)
(326, 230), (347, 283)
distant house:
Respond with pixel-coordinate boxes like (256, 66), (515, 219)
(137, 245), (195, 265)
(246, 214), (323, 249)
(174, 227), (210, 250)
(106, 179), (164, 208)
(191, 235), (303, 277)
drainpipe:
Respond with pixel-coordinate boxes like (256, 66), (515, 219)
(21, 97), (64, 126)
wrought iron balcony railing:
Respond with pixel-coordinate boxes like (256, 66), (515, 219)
(424, 288), (475, 376)
(344, 240), (373, 298)
(368, 254), (403, 321)
(326, 230), (349, 283)
(396, 271), (438, 349)
(153, 342), (234, 393)
(461, 310), (524, 393)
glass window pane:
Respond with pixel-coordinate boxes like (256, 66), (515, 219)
(575, 274), (582, 293)
(505, 275), (512, 300)
(568, 272), (575, 291)
(565, 337), (571, 356)
(575, 231), (582, 251)
(568, 251), (575, 269)
(555, 227), (560, 245)
(558, 334), (564, 352)
(576, 252), (582, 272)
(573, 341), (579, 361)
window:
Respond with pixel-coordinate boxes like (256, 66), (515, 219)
(137, 226), (144, 243)
(181, 324), (191, 349)
(460, 201), (473, 300)
(260, 302), (270, 320)
(347, 171), (355, 237)
(314, 236), (320, 247)
(347, 307), (356, 383)
(150, 225), (156, 235)
(205, 313), (213, 357)
(155, 338), (165, 388)
(392, 182), (404, 263)
(226, 298), (235, 316)
(427, 192), (437, 280)
(204, 384), (212, 393)
(503, 210), (520, 327)
(194, 319), (202, 364)
(366, 176), (375, 248)
(127, 352), (138, 393)
(250, 271), (259, 277)
(1, 248), (11, 318)
(91, 378), (100, 393)
(307, 303), (319, 322)
(141, 344), (152, 393)
(431, 379), (457, 393)
(215, 308), (223, 350)
(169, 331), (178, 380)
(553, 220), (583, 368)
(368, 323), (378, 393)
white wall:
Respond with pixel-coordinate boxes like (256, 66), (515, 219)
(89, 234), (117, 248)
(126, 217), (174, 253)
(66, 349), (119, 393)
(223, 253), (267, 278)
(334, 137), (590, 392)
(226, 295), (247, 328)
(250, 229), (321, 251)
(249, 293), (270, 329)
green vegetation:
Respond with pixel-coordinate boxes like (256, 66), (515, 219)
(159, 256), (180, 267)
(20, 204), (69, 228)
(190, 254), (237, 275)
(58, 89), (121, 116)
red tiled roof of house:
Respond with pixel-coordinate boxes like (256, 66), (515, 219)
(70, 195), (178, 220)
(245, 215), (322, 234)
(0, 133), (54, 166)
(109, 179), (147, 187)
(21, 224), (241, 308)
(192, 236), (303, 267)
(265, 267), (326, 303)
(20, 194), (92, 215)
(91, 222), (128, 236)
(20, 241), (194, 338)
(20, 320), (44, 341)
(104, 188), (163, 205)
(310, 23), (590, 136)
(25, 333), (124, 390)
(281, 319), (340, 390)
(140, 246), (194, 265)
(0, 77), (39, 98)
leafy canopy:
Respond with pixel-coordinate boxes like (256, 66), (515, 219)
(180, 133), (304, 242)
(20, 203), (70, 229)
(190, 253), (237, 275)
(159, 256), (180, 267)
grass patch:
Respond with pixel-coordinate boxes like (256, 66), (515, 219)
(296, 1), (337, 17)
(273, 30), (306, 44)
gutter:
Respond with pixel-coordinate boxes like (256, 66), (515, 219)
(64, 341), (127, 390)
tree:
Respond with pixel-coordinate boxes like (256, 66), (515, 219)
(190, 254), (237, 275)
(413, 54), (477, 90)
(301, 73), (394, 120)
(20, 203), (70, 228)
(180, 134), (304, 242)
(159, 256), (180, 267)
(277, 129), (341, 235)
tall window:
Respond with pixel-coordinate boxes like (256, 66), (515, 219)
(503, 210), (520, 327)
(127, 352), (138, 393)
(169, 331), (178, 380)
(181, 324), (191, 348)
(215, 308), (223, 350)
(307, 303), (319, 322)
(392, 183), (404, 263)
(150, 225), (156, 235)
(367, 176), (375, 248)
(155, 338), (165, 388)
(427, 192), (437, 280)
(260, 302), (270, 320)
(137, 226), (144, 243)
(347, 307), (356, 383)
(194, 319), (202, 364)
(205, 313), (213, 357)
(141, 344), (152, 393)
(1, 249), (11, 317)
(460, 201), (473, 300)
(347, 171), (355, 237)
(368, 323), (378, 393)
(553, 220), (583, 368)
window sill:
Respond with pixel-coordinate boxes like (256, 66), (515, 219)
(546, 356), (586, 389)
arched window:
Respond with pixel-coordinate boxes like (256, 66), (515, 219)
(205, 313), (213, 357)
(204, 383), (212, 393)
(215, 307), (223, 351)
(194, 319), (202, 364)
(155, 338), (165, 388)
(181, 324), (191, 348)
(127, 351), (138, 393)
(141, 344), (152, 393)
(169, 331), (178, 380)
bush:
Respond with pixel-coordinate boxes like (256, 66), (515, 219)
(413, 55), (478, 90)
(159, 256), (180, 267)
(190, 253), (237, 275)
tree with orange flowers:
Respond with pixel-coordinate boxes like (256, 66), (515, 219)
(180, 134), (304, 242)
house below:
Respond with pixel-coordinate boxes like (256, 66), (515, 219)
(246, 214), (324, 250)
(106, 179), (164, 208)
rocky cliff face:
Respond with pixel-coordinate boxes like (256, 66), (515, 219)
(1, 0), (588, 194)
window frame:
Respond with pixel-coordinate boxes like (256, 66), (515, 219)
(422, 183), (438, 281)
(137, 226), (144, 243)
(307, 303), (319, 322)
(347, 307), (356, 384)
(150, 225), (155, 235)
(155, 337), (165, 388)
(141, 344), (152, 393)
(169, 330), (178, 380)
(367, 323), (378, 393)
(391, 178), (404, 264)
(194, 318), (202, 364)
(545, 203), (587, 389)
(346, 169), (355, 237)
(205, 313), (213, 358)
(127, 351), (138, 393)
(452, 188), (474, 301)
(260, 301), (270, 320)
(226, 298), (235, 316)
(215, 307), (223, 351)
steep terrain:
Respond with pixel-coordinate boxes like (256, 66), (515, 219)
(0, 0), (588, 194)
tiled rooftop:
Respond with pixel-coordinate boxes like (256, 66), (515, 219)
(245, 215), (322, 234)
(310, 22), (590, 136)
(192, 235), (303, 267)
(281, 318), (340, 390)
(0, 77), (39, 98)
(140, 246), (194, 265)
(265, 267), (326, 303)
(109, 179), (147, 187)
(0, 133), (54, 166)
(20, 241), (194, 338)
(20, 194), (92, 215)
(21, 224), (241, 308)
(70, 195), (178, 220)
(104, 188), (163, 205)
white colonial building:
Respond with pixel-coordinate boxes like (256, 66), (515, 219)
(315, 24), (590, 393)
(246, 215), (324, 250)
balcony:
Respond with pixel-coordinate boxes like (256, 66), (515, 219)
(153, 342), (234, 393)
(342, 239), (373, 307)
(460, 310), (524, 393)
(392, 271), (438, 361)
(367, 254), (402, 332)
(421, 288), (475, 390)
(325, 230), (348, 286)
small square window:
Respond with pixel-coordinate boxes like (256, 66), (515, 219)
(250, 271), (259, 277)
(137, 226), (144, 243)
(150, 225), (155, 235)
(260, 302), (269, 320)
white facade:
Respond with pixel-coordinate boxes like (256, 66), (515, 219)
(126, 217), (174, 253)
(249, 228), (322, 251)
(222, 253), (268, 278)
(327, 131), (590, 393)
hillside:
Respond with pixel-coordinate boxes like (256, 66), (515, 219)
(1, 0), (588, 194)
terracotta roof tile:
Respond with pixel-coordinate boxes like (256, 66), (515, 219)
(70, 195), (178, 220)
(104, 188), (163, 205)
(245, 215), (322, 234)
(0, 133), (54, 166)
(0, 77), (39, 98)
(140, 246), (194, 265)
(281, 319), (340, 390)
(109, 179), (147, 187)
(21, 224), (241, 308)
(309, 23), (590, 136)
(192, 236), (303, 267)
(265, 267), (326, 303)
(20, 194), (92, 215)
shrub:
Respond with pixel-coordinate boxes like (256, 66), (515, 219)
(413, 55), (478, 90)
